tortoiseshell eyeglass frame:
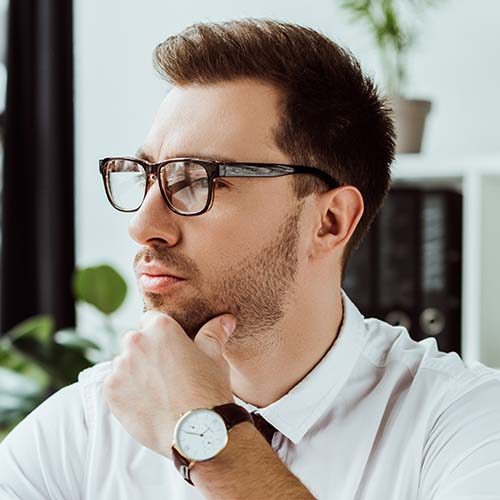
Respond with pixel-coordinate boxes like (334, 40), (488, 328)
(99, 156), (341, 216)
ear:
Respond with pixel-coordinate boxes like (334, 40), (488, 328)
(309, 186), (364, 258)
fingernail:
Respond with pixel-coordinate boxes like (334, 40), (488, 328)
(221, 316), (236, 338)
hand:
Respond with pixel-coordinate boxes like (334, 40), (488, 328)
(102, 310), (237, 459)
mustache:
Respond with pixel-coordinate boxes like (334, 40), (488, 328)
(133, 246), (199, 279)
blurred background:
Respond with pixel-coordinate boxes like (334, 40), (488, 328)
(0, 0), (499, 436)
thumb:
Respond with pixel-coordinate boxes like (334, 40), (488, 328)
(194, 314), (236, 360)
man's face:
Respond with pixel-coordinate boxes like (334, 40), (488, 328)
(129, 79), (306, 342)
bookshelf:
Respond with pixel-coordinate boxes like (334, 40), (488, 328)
(392, 153), (500, 369)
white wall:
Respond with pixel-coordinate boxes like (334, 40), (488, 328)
(74, 0), (500, 331)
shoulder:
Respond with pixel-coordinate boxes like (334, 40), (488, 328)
(360, 315), (500, 415)
(413, 357), (500, 497)
(2, 379), (86, 440)
(0, 374), (91, 497)
(363, 315), (499, 381)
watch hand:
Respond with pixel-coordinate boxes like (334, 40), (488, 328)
(183, 431), (202, 436)
(200, 425), (210, 437)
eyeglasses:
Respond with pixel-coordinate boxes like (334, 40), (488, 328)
(99, 156), (341, 216)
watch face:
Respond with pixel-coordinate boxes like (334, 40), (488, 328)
(174, 408), (228, 461)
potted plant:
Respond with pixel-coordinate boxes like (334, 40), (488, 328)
(338, 0), (445, 153)
(0, 264), (128, 441)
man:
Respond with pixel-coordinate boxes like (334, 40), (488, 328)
(1, 18), (499, 500)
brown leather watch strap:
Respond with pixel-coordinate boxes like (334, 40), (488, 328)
(214, 402), (254, 429)
(172, 446), (195, 485)
(172, 403), (254, 487)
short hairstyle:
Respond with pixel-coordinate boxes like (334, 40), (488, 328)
(153, 18), (395, 275)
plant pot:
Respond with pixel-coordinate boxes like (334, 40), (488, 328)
(390, 96), (432, 154)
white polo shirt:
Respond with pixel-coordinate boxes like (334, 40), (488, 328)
(1, 291), (500, 499)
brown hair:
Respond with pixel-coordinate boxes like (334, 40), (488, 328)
(153, 18), (395, 274)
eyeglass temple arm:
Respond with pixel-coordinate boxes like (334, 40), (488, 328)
(219, 164), (296, 177)
(219, 164), (339, 187)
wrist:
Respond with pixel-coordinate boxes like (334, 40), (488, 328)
(172, 403), (255, 486)
(189, 421), (257, 479)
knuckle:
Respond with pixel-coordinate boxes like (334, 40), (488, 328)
(150, 314), (172, 330)
(141, 311), (184, 343)
(125, 330), (143, 344)
(120, 330), (144, 353)
(112, 353), (124, 368)
(103, 372), (118, 393)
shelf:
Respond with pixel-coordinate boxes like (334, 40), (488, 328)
(392, 153), (500, 179)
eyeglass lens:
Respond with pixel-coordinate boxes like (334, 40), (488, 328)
(105, 159), (210, 213)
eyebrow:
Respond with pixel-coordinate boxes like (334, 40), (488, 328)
(135, 147), (239, 164)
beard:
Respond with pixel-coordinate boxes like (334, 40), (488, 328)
(135, 200), (304, 343)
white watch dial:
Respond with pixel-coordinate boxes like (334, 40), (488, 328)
(174, 408), (228, 461)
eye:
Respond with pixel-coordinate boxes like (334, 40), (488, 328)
(214, 179), (230, 189)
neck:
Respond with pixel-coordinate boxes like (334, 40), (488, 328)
(224, 288), (344, 408)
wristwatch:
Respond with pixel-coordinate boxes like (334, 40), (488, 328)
(171, 402), (254, 486)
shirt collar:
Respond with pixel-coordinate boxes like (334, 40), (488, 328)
(233, 289), (369, 445)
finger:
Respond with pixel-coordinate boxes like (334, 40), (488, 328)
(120, 329), (142, 352)
(194, 314), (236, 361)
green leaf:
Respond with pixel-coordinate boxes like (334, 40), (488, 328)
(6, 315), (54, 344)
(0, 367), (43, 398)
(0, 339), (50, 388)
(54, 329), (100, 351)
(0, 422), (18, 441)
(0, 367), (46, 427)
(73, 265), (127, 315)
(0, 385), (45, 430)
(6, 337), (53, 373)
(2, 335), (81, 388)
(0, 393), (38, 414)
(2, 318), (55, 376)
(48, 343), (94, 384)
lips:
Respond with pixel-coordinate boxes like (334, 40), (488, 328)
(139, 274), (185, 293)
(135, 262), (185, 280)
(135, 261), (187, 293)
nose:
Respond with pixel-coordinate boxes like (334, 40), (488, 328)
(128, 175), (181, 247)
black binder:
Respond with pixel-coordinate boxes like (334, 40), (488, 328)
(417, 190), (462, 354)
(343, 187), (463, 354)
(376, 188), (421, 335)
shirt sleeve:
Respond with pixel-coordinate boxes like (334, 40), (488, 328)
(0, 382), (87, 500)
(418, 378), (500, 500)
